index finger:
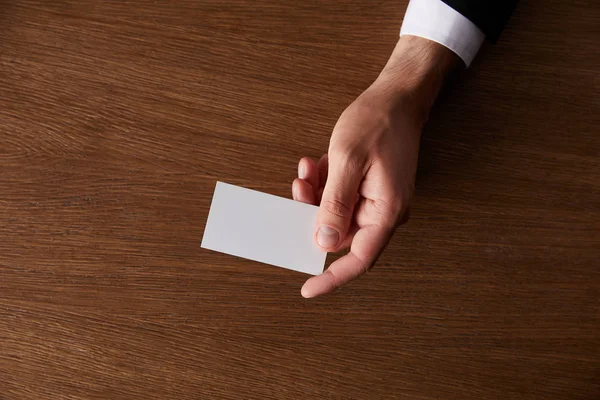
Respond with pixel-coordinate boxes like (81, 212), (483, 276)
(300, 224), (393, 298)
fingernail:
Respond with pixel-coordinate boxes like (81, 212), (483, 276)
(301, 285), (313, 298)
(298, 162), (306, 179)
(317, 225), (339, 249)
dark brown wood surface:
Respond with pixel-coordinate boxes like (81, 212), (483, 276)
(1, 1), (598, 399)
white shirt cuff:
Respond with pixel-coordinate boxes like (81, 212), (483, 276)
(400, 0), (485, 67)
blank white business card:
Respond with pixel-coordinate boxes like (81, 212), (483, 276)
(201, 182), (326, 275)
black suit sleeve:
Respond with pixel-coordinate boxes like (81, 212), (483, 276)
(441, 0), (518, 42)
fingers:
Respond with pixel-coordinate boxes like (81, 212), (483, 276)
(315, 154), (328, 203)
(315, 153), (364, 251)
(317, 154), (328, 188)
(292, 178), (316, 205)
(354, 197), (405, 230)
(293, 157), (320, 205)
(301, 224), (393, 298)
(298, 157), (319, 192)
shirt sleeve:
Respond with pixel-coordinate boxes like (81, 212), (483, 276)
(400, 0), (485, 67)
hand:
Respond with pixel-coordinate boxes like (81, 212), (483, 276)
(292, 36), (458, 298)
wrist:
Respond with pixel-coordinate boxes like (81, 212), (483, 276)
(373, 36), (458, 122)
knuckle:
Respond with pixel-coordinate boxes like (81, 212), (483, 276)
(389, 198), (405, 219)
(329, 145), (366, 172)
(397, 207), (411, 227)
(374, 196), (409, 228)
(324, 269), (341, 290)
(322, 198), (353, 220)
(354, 254), (370, 276)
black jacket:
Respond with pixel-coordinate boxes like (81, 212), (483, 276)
(442, 0), (518, 41)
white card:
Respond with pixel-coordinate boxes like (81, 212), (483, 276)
(201, 182), (326, 275)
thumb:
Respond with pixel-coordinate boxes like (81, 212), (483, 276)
(315, 155), (363, 251)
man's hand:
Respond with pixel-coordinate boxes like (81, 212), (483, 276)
(293, 36), (458, 298)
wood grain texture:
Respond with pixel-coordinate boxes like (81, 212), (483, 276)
(0, 0), (598, 399)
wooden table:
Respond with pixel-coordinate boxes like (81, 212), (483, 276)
(1, 1), (598, 399)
